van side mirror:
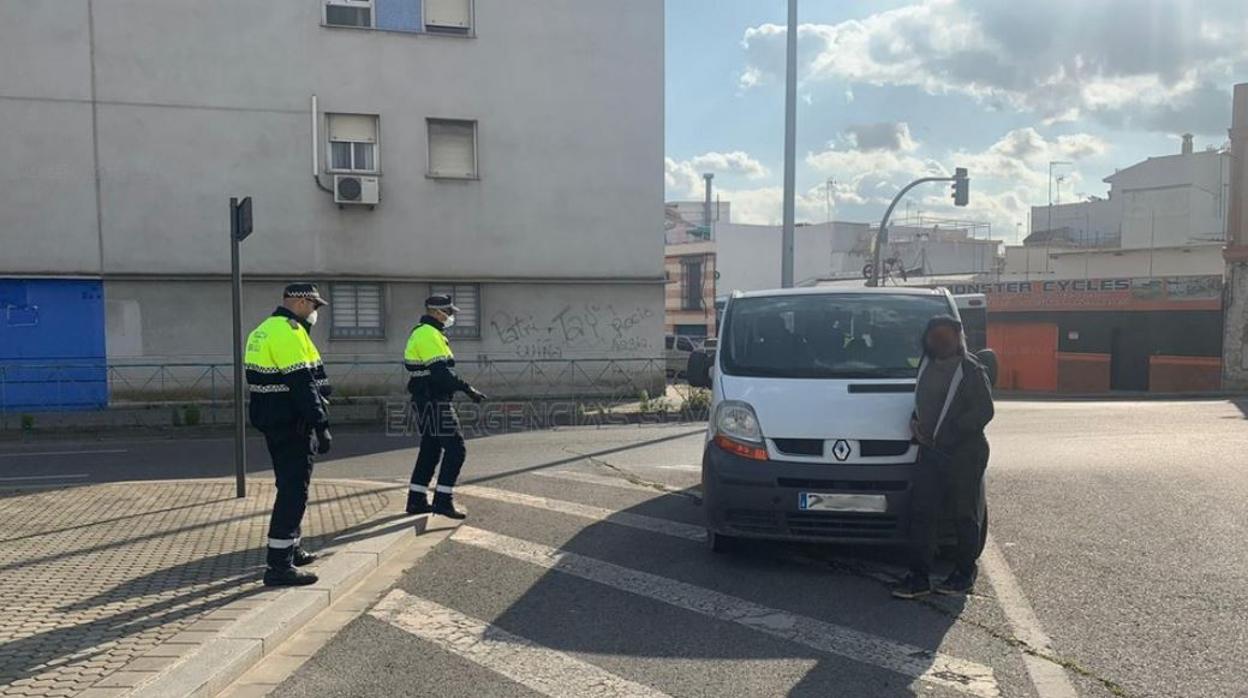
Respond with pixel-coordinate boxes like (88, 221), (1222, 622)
(975, 349), (999, 387)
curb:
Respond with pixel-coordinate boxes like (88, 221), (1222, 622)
(125, 502), (441, 698)
(996, 390), (1247, 401)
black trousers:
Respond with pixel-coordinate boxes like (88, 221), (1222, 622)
(263, 423), (315, 568)
(907, 443), (986, 576)
(408, 400), (467, 499)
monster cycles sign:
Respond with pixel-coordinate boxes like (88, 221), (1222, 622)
(943, 276), (1222, 312)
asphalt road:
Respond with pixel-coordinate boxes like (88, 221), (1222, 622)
(4, 399), (1247, 696)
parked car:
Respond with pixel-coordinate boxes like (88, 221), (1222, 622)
(701, 286), (994, 552)
(686, 338), (717, 388)
(665, 334), (701, 378)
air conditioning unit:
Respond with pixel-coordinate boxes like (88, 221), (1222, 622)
(326, 0), (371, 8)
(334, 174), (379, 206)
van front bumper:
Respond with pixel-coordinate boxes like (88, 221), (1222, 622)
(701, 440), (917, 545)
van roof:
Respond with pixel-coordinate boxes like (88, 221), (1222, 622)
(730, 286), (949, 300)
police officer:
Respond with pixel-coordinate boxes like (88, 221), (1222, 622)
(404, 294), (486, 519)
(245, 283), (333, 587)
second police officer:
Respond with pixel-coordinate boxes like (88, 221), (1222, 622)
(404, 294), (487, 519)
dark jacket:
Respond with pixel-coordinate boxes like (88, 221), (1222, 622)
(925, 353), (994, 461)
(245, 306), (331, 431)
(915, 316), (994, 469)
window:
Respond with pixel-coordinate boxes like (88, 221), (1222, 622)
(325, 0), (471, 34)
(325, 0), (373, 28)
(721, 293), (952, 379)
(427, 119), (477, 179)
(429, 284), (480, 338)
(424, 0), (472, 34)
(681, 259), (703, 311)
(330, 283), (385, 339)
(328, 114), (379, 173)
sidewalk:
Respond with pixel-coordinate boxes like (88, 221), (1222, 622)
(0, 477), (415, 697)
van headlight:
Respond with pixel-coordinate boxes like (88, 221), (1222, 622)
(714, 400), (762, 443)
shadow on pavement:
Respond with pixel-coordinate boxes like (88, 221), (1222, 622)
(460, 427), (705, 486)
(0, 506), (403, 687)
(462, 488), (970, 697)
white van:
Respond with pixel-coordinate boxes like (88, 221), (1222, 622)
(701, 286), (988, 551)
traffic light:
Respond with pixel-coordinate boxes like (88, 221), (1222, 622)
(952, 167), (969, 207)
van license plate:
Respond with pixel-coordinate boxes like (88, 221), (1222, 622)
(799, 492), (887, 513)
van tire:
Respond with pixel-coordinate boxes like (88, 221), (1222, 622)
(707, 530), (737, 554)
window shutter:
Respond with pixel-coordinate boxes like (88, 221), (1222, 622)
(424, 0), (470, 29)
(355, 284), (382, 329)
(428, 120), (476, 177)
(330, 283), (385, 339)
(329, 114), (377, 143)
(429, 284), (479, 338)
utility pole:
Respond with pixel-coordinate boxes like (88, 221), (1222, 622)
(1047, 160), (1071, 274)
(825, 178), (835, 223)
(780, 0), (797, 287)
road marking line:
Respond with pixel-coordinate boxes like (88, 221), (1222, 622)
(452, 526), (1000, 697)
(0, 448), (127, 458)
(533, 469), (697, 496)
(457, 485), (706, 542)
(533, 469), (659, 492)
(0, 473), (90, 481)
(370, 589), (672, 698)
(981, 537), (1078, 698)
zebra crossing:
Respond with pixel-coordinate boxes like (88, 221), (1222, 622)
(299, 463), (1071, 697)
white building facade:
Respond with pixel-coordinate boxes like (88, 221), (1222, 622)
(0, 0), (665, 406)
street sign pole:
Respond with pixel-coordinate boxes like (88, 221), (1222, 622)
(229, 197), (253, 498)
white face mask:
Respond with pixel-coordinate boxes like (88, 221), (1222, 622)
(305, 309), (319, 326)
(442, 314), (456, 329)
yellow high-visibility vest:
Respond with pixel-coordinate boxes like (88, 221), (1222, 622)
(245, 316), (324, 393)
(404, 323), (454, 377)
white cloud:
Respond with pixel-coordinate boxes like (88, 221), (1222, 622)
(738, 0), (1248, 134)
(841, 122), (919, 152)
(689, 151), (771, 180)
(666, 151), (772, 200)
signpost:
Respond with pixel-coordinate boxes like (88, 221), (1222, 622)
(229, 196), (253, 498)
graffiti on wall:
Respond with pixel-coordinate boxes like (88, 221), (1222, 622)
(490, 304), (656, 358)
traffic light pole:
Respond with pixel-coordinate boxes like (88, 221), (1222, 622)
(868, 172), (967, 287)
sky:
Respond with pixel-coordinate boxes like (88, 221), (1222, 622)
(664, 0), (1246, 243)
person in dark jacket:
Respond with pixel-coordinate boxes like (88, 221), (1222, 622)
(403, 295), (487, 519)
(893, 315), (994, 599)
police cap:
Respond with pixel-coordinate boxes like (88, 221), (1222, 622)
(424, 294), (459, 313)
(284, 283), (328, 307)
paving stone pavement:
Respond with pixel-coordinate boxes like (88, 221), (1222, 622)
(0, 479), (394, 697)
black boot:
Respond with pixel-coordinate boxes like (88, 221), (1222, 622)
(292, 547), (319, 567)
(406, 491), (433, 515)
(432, 492), (467, 520)
(264, 546), (318, 586)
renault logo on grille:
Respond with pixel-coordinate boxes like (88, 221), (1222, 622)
(831, 439), (851, 461)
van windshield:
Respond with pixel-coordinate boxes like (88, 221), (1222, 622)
(720, 293), (953, 379)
